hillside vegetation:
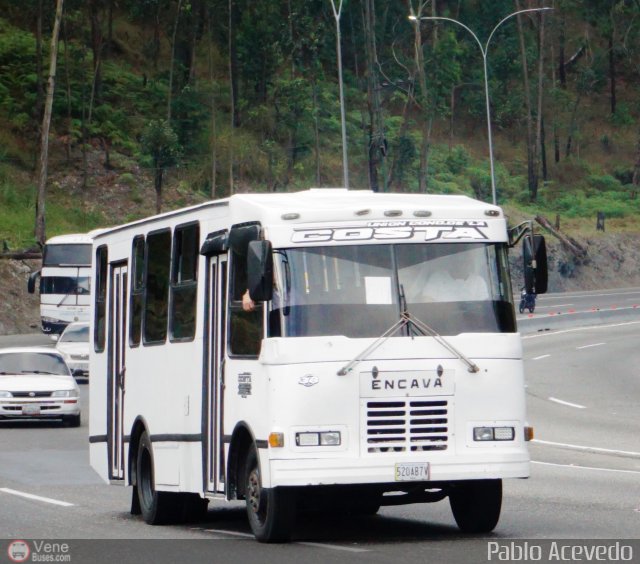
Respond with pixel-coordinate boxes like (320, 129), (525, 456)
(0, 1), (639, 250)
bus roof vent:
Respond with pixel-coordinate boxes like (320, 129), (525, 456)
(384, 210), (403, 217)
(413, 210), (432, 217)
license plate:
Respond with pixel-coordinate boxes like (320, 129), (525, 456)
(22, 404), (41, 416)
(395, 462), (430, 481)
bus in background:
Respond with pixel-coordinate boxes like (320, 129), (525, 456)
(28, 231), (103, 334)
(88, 190), (547, 542)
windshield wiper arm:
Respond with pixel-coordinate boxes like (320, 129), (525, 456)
(402, 312), (480, 373)
(336, 312), (479, 376)
(337, 315), (410, 376)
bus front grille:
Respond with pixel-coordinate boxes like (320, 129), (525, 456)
(364, 400), (449, 453)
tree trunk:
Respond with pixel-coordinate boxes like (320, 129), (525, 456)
(364, 0), (383, 192)
(409, 1), (431, 193)
(35, 0), (64, 247)
(558, 12), (566, 88)
(154, 164), (164, 214)
(34, 0), (44, 129)
(89, 0), (103, 110)
(516, 3), (538, 201)
(632, 127), (640, 192)
(207, 8), (217, 199)
(608, 33), (617, 115)
(228, 0), (235, 193)
(229, 0), (240, 127)
(167, 0), (183, 122)
(534, 9), (547, 200)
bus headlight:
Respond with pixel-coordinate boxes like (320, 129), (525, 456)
(473, 426), (515, 441)
(295, 431), (341, 447)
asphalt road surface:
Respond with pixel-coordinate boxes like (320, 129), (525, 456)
(1, 290), (639, 563)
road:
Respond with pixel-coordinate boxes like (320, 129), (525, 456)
(1, 289), (639, 563)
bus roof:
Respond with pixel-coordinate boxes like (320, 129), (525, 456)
(92, 189), (503, 240)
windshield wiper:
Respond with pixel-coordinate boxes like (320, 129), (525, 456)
(21, 370), (58, 375)
(57, 285), (79, 307)
(336, 311), (479, 376)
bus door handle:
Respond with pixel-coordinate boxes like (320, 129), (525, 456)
(117, 366), (126, 391)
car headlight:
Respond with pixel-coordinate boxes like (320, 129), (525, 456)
(0, 391), (12, 398)
(52, 390), (79, 398)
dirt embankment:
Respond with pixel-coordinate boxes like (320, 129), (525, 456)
(1, 233), (638, 336)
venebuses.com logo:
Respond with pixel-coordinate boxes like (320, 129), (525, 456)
(6, 540), (71, 563)
(7, 540), (30, 563)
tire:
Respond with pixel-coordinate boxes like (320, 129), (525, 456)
(63, 414), (81, 427)
(244, 446), (296, 542)
(518, 304), (525, 314)
(528, 306), (535, 313)
(136, 430), (180, 525)
(449, 479), (502, 534)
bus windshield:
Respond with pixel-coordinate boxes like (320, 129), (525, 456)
(43, 244), (92, 266)
(272, 243), (515, 338)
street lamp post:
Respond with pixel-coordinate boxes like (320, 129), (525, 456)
(409, 8), (552, 205)
(330, 0), (349, 189)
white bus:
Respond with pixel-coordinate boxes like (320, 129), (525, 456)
(88, 189), (547, 542)
(28, 230), (107, 334)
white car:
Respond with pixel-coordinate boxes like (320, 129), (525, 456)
(0, 347), (81, 427)
(54, 322), (90, 377)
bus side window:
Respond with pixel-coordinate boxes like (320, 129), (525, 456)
(94, 245), (108, 352)
(228, 249), (263, 357)
(143, 229), (171, 345)
(170, 222), (199, 341)
(129, 235), (145, 347)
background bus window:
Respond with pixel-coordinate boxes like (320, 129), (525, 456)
(170, 223), (199, 341)
(143, 229), (171, 344)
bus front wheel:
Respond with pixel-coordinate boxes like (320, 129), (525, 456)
(244, 446), (296, 542)
(449, 479), (502, 533)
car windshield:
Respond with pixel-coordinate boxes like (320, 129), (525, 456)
(272, 243), (515, 338)
(0, 352), (70, 375)
(60, 325), (89, 343)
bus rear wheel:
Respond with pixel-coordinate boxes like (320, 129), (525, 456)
(449, 479), (502, 533)
(244, 446), (296, 542)
(136, 430), (180, 525)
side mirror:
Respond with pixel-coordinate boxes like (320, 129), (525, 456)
(247, 240), (273, 302)
(27, 270), (41, 294)
(523, 234), (548, 295)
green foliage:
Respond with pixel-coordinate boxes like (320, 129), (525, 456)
(141, 119), (181, 170)
(444, 146), (470, 175)
(588, 174), (622, 192)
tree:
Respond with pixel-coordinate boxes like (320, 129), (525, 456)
(35, 0), (64, 246)
(141, 120), (181, 214)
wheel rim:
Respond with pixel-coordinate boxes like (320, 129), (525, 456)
(247, 467), (266, 524)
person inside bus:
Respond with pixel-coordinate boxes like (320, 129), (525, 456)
(420, 250), (490, 302)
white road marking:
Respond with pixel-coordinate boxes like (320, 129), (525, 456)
(201, 529), (253, 539)
(0, 487), (74, 507)
(532, 460), (640, 476)
(532, 439), (640, 458)
(298, 542), (369, 553)
(201, 529), (369, 552)
(548, 397), (586, 409)
(522, 320), (640, 340)
(576, 342), (605, 350)
(535, 303), (574, 309)
(532, 354), (551, 360)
